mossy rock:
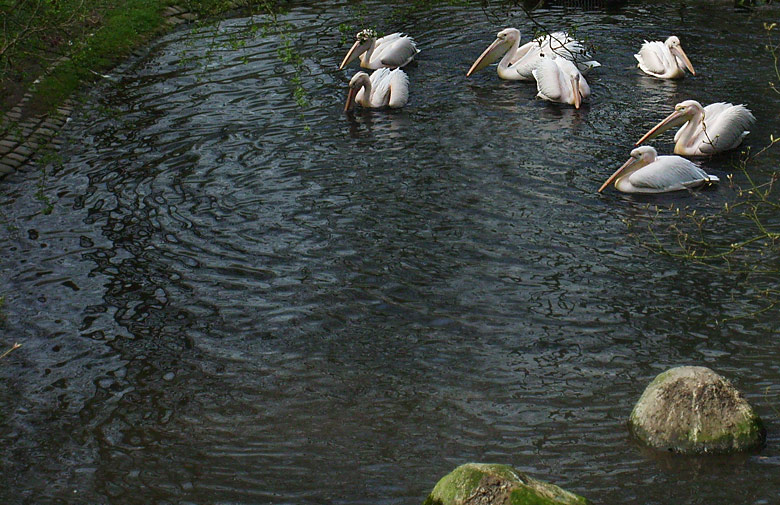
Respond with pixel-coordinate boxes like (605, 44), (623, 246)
(423, 463), (588, 505)
(629, 366), (766, 454)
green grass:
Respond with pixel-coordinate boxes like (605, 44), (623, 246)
(1, 0), (272, 115)
(31, 1), (171, 113)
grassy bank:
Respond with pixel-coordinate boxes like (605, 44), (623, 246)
(1, 0), (274, 116)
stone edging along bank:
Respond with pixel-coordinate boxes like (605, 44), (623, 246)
(0, 5), (206, 181)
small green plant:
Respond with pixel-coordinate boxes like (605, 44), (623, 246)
(338, 23), (353, 45)
(32, 145), (65, 215)
(34, 164), (53, 215)
(257, 0), (310, 120)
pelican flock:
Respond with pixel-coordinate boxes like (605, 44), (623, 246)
(336, 25), (757, 195)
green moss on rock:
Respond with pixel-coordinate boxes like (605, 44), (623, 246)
(424, 463), (588, 505)
(629, 366), (766, 454)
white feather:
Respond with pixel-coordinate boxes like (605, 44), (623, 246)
(470, 28), (599, 81)
(627, 156), (718, 192)
(532, 58), (589, 107)
(699, 103), (756, 154)
(375, 33), (419, 68)
(360, 33), (419, 69)
(608, 147), (719, 194)
(353, 68), (409, 109)
(533, 58), (564, 101)
(635, 41), (672, 76)
(634, 36), (692, 79)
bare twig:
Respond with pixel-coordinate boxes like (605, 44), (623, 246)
(0, 343), (21, 360)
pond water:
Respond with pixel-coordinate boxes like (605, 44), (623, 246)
(2, 0), (780, 503)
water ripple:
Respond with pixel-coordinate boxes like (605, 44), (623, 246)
(1, 1), (779, 504)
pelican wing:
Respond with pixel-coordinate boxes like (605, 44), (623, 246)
(628, 156), (717, 192)
(538, 32), (573, 52)
(532, 58), (564, 101)
(635, 41), (670, 75)
(375, 33), (419, 68)
(375, 32), (404, 46)
(387, 69), (409, 108)
(509, 39), (538, 65)
(368, 68), (393, 106)
(368, 68), (408, 108)
(513, 44), (544, 80)
(700, 103), (756, 153)
(577, 59), (601, 74)
(545, 32), (580, 58)
(577, 69), (591, 99)
(539, 32), (600, 73)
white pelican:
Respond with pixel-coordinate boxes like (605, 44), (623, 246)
(532, 57), (590, 109)
(338, 29), (419, 70)
(598, 146), (719, 194)
(466, 28), (600, 81)
(343, 68), (409, 111)
(635, 100), (756, 156)
(635, 36), (695, 79)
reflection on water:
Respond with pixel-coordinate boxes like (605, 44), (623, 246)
(1, 1), (779, 504)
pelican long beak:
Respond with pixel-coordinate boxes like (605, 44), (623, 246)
(339, 40), (368, 70)
(572, 78), (582, 109)
(344, 86), (359, 113)
(671, 46), (695, 75)
(466, 38), (511, 77)
(598, 156), (640, 193)
(635, 109), (689, 146)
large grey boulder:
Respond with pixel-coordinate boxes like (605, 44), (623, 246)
(629, 366), (765, 454)
(423, 463), (588, 505)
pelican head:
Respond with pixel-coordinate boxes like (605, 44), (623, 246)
(571, 71), (582, 109)
(339, 29), (378, 70)
(566, 64), (584, 109)
(550, 57), (586, 109)
(665, 35), (695, 75)
(466, 28), (520, 76)
(635, 100), (703, 146)
(344, 71), (370, 112)
(598, 146), (657, 193)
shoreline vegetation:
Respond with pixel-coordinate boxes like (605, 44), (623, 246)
(0, 0), (289, 181)
(1, 0), (276, 117)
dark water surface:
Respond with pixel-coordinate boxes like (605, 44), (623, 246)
(2, 1), (780, 503)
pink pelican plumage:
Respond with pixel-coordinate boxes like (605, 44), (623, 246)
(339, 29), (419, 70)
(343, 68), (409, 111)
(466, 28), (600, 81)
(635, 36), (695, 79)
(598, 146), (719, 194)
(532, 56), (590, 109)
(635, 100), (756, 156)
